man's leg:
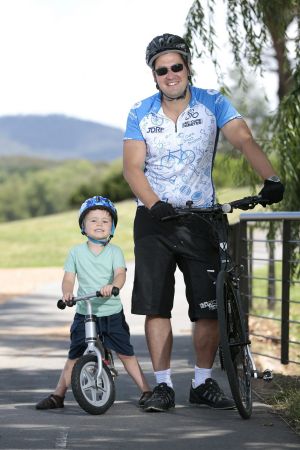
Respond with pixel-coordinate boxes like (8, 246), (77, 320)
(193, 318), (219, 368)
(142, 315), (175, 412)
(145, 315), (173, 371)
(190, 318), (235, 409)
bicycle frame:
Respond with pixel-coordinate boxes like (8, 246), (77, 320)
(163, 195), (272, 382)
(57, 287), (120, 384)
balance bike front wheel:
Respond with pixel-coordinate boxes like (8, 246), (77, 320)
(71, 354), (115, 415)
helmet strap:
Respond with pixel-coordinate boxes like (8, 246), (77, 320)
(87, 236), (111, 246)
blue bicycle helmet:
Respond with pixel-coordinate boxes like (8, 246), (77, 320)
(79, 196), (118, 237)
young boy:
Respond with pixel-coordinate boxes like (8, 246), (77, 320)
(36, 195), (151, 410)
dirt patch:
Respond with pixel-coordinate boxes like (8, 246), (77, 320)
(0, 267), (63, 303)
(249, 317), (300, 376)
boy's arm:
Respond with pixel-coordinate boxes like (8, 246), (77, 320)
(62, 271), (76, 301)
(100, 267), (126, 297)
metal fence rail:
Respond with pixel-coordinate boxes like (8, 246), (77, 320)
(231, 211), (300, 366)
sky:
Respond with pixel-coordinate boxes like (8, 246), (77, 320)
(0, 0), (278, 130)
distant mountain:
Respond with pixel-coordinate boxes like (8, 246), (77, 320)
(0, 114), (124, 161)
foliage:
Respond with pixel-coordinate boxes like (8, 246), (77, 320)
(0, 158), (105, 222)
(268, 79), (300, 277)
(185, 0), (300, 279)
(185, 0), (298, 94)
(70, 159), (134, 206)
(268, 77), (300, 212)
(0, 156), (58, 182)
(216, 68), (272, 189)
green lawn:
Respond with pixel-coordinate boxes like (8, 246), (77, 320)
(0, 199), (136, 268)
(0, 187), (256, 268)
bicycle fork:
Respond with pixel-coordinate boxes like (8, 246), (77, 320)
(83, 301), (105, 386)
(84, 301), (118, 382)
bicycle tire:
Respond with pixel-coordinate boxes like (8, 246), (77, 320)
(216, 270), (253, 419)
(71, 354), (115, 415)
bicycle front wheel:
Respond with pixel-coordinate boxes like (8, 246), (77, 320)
(71, 354), (115, 415)
(216, 270), (252, 419)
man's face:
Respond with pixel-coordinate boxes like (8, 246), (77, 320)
(153, 53), (189, 100)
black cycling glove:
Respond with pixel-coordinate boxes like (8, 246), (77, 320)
(150, 200), (176, 220)
(259, 179), (285, 206)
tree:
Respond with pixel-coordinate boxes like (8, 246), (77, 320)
(185, 0), (299, 98)
(184, 0), (300, 212)
(185, 0), (300, 283)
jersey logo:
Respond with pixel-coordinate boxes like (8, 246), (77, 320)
(182, 118), (202, 128)
(146, 126), (164, 133)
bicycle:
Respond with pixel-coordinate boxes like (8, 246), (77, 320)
(163, 195), (272, 419)
(57, 287), (120, 415)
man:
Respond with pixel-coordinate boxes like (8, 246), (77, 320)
(123, 33), (284, 412)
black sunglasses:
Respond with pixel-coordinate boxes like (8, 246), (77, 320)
(154, 63), (184, 77)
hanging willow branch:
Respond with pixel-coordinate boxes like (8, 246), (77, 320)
(184, 0), (297, 89)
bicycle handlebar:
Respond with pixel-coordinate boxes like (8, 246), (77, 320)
(57, 286), (120, 310)
(161, 195), (263, 221)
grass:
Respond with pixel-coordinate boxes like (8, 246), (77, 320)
(253, 374), (300, 434)
(249, 260), (300, 434)
(0, 187), (253, 268)
(0, 199), (137, 268)
(249, 263), (300, 362)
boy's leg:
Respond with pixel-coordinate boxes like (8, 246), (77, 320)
(117, 353), (151, 393)
(53, 358), (78, 397)
(36, 313), (86, 410)
(35, 358), (78, 410)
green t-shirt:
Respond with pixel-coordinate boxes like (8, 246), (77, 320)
(64, 242), (126, 317)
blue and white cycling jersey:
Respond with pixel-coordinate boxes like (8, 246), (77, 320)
(124, 86), (242, 207)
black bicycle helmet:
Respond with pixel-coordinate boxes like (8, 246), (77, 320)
(146, 33), (191, 68)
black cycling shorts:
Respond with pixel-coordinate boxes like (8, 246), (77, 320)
(132, 206), (221, 322)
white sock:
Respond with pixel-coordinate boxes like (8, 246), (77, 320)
(154, 369), (173, 388)
(193, 366), (212, 388)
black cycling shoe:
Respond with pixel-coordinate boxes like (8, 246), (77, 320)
(189, 378), (236, 410)
(143, 382), (175, 412)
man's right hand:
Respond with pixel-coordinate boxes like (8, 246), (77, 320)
(150, 200), (176, 220)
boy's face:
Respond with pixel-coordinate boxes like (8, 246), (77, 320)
(83, 209), (112, 240)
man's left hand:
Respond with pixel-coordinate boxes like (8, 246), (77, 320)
(259, 179), (285, 206)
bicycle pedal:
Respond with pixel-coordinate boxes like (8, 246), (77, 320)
(110, 368), (118, 377)
(262, 369), (273, 382)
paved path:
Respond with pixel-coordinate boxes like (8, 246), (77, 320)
(0, 263), (299, 449)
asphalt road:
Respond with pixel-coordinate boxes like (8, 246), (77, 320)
(0, 263), (299, 450)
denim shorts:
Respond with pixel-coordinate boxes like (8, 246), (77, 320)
(132, 206), (220, 321)
(68, 310), (134, 359)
